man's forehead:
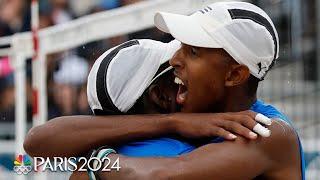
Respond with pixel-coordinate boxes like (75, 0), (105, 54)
(180, 43), (227, 55)
(178, 43), (236, 67)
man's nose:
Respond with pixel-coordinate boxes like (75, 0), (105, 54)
(169, 50), (184, 69)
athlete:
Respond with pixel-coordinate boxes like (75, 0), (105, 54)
(25, 2), (303, 179)
(94, 2), (305, 180)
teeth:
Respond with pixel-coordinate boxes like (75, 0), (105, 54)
(174, 77), (184, 85)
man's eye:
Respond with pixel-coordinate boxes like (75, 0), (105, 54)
(190, 47), (198, 56)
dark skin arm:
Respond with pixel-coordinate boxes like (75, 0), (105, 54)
(24, 111), (262, 158)
(24, 114), (174, 158)
(97, 120), (301, 180)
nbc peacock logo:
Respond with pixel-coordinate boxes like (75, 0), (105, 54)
(13, 154), (32, 175)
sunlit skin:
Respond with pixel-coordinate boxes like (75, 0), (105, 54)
(171, 44), (254, 113)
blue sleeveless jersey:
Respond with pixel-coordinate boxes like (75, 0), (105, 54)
(116, 137), (195, 157)
(116, 99), (305, 179)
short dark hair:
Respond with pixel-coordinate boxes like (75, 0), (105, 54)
(247, 75), (260, 96)
(126, 93), (146, 114)
(127, 68), (172, 114)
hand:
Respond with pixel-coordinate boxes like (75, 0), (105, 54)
(171, 111), (271, 140)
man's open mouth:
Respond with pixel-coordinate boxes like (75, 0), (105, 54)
(174, 77), (188, 105)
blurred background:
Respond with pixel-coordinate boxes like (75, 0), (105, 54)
(0, 0), (319, 179)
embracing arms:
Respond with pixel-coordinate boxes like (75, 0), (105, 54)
(24, 114), (174, 158)
(24, 111), (264, 158)
(97, 120), (300, 180)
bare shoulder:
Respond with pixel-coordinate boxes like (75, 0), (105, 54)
(235, 118), (299, 149)
(244, 118), (301, 174)
(258, 119), (302, 178)
(261, 119), (300, 159)
(231, 118), (301, 178)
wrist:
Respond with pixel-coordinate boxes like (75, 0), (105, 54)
(151, 114), (175, 135)
(164, 113), (182, 134)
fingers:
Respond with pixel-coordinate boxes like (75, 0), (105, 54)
(219, 120), (257, 140)
(246, 111), (272, 137)
(211, 127), (237, 140)
(253, 123), (271, 137)
(241, 111), (272, 126)
(241, 113), (271, 137)
(255, 113), (272, 126)
(223, 112), (272, 138)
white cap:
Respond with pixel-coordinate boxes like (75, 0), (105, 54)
(154, 2), (279, 80)
(87, 39), (181, 114)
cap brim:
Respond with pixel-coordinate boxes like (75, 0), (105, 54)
(159, 39), (181, 64)
(150, 66), (173, 85)
(154, 12), (221, 48)
(150, 40), (180, 84)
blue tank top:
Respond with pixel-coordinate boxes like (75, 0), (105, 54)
(116, 137), (195, 157)
(116, 100), (305, 179)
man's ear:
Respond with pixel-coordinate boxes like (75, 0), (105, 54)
(148, 84), (170, 110)
(225, 64), (250, 87)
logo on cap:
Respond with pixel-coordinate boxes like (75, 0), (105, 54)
(199, 6), (213, 14)
(257, 62), (267, 74)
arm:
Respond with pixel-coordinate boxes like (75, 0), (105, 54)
(99, 120), (300, 180)
(24, 111), (264, 158)
(24, 114), (174, 158)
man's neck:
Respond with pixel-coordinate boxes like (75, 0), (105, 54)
(222, 88), (257, 112)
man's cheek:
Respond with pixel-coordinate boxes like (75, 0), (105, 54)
(187, 89), (206, 112)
